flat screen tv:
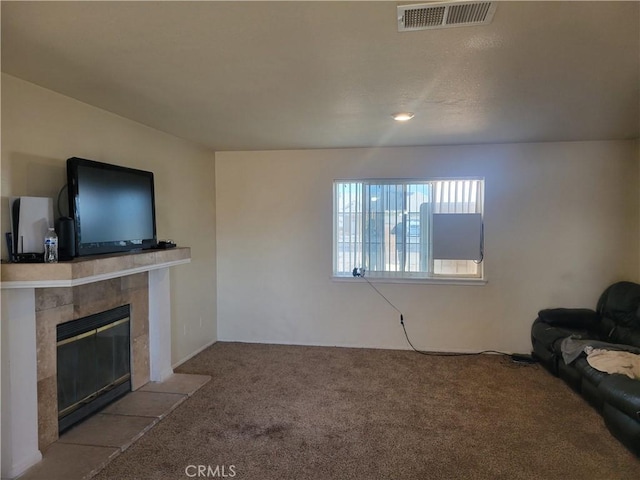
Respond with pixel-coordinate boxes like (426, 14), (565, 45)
(67, 157), (157, 256)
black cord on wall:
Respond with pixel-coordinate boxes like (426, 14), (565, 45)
(353, 268), (518, 359)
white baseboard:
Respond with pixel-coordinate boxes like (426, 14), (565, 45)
(172, 339), (217, 369)
(2, 450), (43, 480)
(216, 337), (510, 355)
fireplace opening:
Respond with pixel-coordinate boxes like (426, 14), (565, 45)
(56, 304), (132, 433)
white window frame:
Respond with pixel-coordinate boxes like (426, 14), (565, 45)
(332, 178), (485, 283)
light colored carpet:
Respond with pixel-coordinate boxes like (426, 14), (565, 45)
(93, 342), (639, 480)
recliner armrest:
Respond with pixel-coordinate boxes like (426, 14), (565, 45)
(537, 308), (599, 330)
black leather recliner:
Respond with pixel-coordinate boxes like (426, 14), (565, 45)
(531, 281), (640, 455)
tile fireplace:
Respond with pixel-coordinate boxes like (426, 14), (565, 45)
(1, 248), (190, 480)
(34, 275), (150, 450)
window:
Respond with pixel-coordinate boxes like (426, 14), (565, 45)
(333, 178), (484, 280)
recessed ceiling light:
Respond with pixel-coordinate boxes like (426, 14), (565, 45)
(392, 112), (415, 122)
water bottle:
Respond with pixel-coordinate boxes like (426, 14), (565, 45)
(44, 227), (58, 263)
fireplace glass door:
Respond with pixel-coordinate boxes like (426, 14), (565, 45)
(57, 304), (131, 432)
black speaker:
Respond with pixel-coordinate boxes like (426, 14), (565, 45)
(55, 217), (76, 260)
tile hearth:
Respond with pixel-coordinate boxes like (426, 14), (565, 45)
(18, 373), (211, 480)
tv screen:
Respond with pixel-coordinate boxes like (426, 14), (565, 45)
(67, 157), (157, 256)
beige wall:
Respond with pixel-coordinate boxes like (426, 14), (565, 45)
(1, 74), (217, 365)
(216, 142), (639, 354)
(4, 72), (637, 358)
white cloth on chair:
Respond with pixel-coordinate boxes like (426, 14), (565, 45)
(586, 347), (640, 380)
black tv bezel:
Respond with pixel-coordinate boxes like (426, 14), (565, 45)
(67, 157), (158, 257)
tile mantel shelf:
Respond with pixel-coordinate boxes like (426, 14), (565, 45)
(1, 247), (190, 289)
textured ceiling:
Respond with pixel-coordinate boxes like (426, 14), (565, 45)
(2, 1), (639, 151)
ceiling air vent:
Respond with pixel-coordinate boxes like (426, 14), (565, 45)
(398, 1), (496, 31)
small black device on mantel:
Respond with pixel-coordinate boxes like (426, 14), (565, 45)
(155, 240), (176, 249)
(55, 217), (76, 260)
(67, 157), (157, 257)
